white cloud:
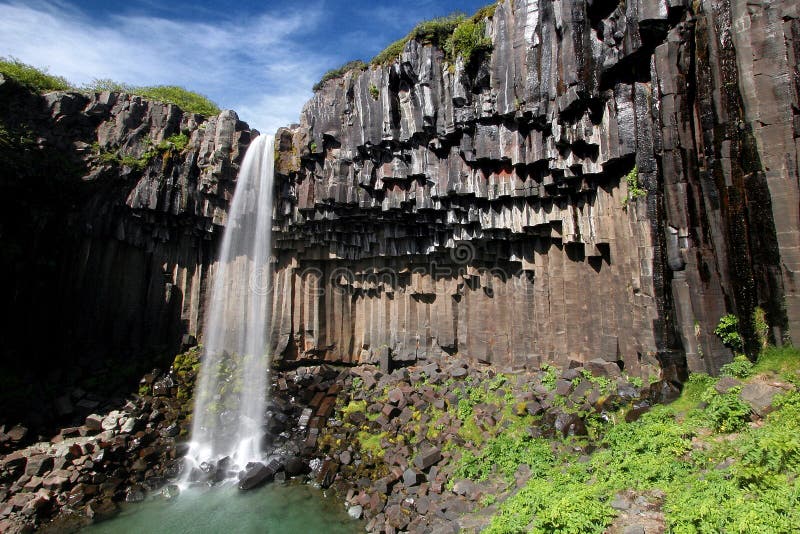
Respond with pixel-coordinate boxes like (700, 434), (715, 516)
(0, 0), (327, 132)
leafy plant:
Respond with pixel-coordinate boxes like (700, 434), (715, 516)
(368, 84), (379, 100)
(541, 364), (557, 391)
(622, 165), (646, 207)
(0, 56), (71, 92)
(715, 313), (744, 352)
(454, 432), (553, 482)
(444, 18), (492, 65)
(720, 354), (754, 379)
(157, 133), (190, 152)
(701, 386), (751, 433)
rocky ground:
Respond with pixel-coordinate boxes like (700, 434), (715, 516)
(1, 348), (796, 533)
(306, 359), (669, 533)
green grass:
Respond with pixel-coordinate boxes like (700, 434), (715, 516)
(622, 165), (646, 207)
(370, 4), (496, 66)
(444, 18), (492, 65)
(0, 60), (219, 116)
(356, 430), (388, 459)
(481, 346), (800, 533)
(753, 345), (800, 377)
(0, 57), (71, 92)
(85, 79), (220, 116)
(312, 60), (367, 92)
(157, 133), (190, 152)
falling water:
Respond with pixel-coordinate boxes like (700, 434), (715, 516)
(187, 133), (275, 472)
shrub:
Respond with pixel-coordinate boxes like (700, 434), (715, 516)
(312, 60), (367, 91)
(701, 386), (751, 433)
(133, 86), (220, 116)
(368, 84), (379, 100)
(453, 433), (553, 482)
(157, 133), (189, 152)
(0, 57), (71, 92)
(715, 313), (744, 352)
(720, 354), (754, 379)
(444, 19), (492, 65)
(541, 364), (557, 391)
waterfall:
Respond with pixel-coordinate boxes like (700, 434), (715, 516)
(187, 133), (275, 473)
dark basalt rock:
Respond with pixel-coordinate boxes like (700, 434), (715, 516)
(268, 0), (800, 385)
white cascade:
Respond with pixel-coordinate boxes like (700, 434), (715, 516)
(186, 133), (275, 474)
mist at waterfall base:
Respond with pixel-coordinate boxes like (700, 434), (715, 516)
(188, 133), (274, 473)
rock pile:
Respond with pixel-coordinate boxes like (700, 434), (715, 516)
(305, 359), (666, 533)
(0, 369), (185, 533)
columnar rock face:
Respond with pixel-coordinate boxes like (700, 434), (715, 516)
(0, 75), (252, 428)
(272, 0), (800, 378)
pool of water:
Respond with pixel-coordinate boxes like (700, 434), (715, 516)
(81, 482), (361, 534)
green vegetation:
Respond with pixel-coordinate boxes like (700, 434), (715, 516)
(312, 60), (367, 91)
(368, 84), (379, 100)
(356, 430), (388, 459)
(0, 59), (219, 116)
(478, 345), (800, 533)
(313, 4), (497, 90)
(91, 132), (189, 172)
(720, 353), (754, 379)
(454, 432), (553, 482)
(371, 4), (496, 66)
(157, 133), (190, 152)
(541, 364), (557, 391)
(0, 57), (70, 92)
(444, 18), (492, 66)
(622, 165), (646, 207)
(173, 347), (201, 403)
(753, 345), (800, 380)
(85, 80), (220, 116)
(753, 306), (769, 348)
(715, 313), (744, 352)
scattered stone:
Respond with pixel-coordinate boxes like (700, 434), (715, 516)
(403, 468), (420, 487)
(25, 456), (53, 477)
(714, 376), (741, 394)
(414, 447), (442, 471)
(348, 505), (363, 519)
(85, 414), (103, 432)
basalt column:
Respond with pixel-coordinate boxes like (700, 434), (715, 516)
(271, 0), (800, 378)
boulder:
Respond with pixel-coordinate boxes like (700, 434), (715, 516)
(414, 446), (442, 471)
(403, 468), (421, 487)
(25, 456), (53, 477)
(586, 358), (622, 378)
(153, 375), (174, 397)
(348, 505), (363, 519)
(239, 459), (281, 490)
(740, 381), (784, 417)
(85, 414), (103, 431)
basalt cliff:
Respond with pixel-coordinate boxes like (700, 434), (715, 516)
(2, 0), (800, 431)
(270, 0), (800, 381)
(0, 74), (253, 430)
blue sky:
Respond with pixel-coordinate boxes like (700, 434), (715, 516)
(0, 0), (489, 132)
